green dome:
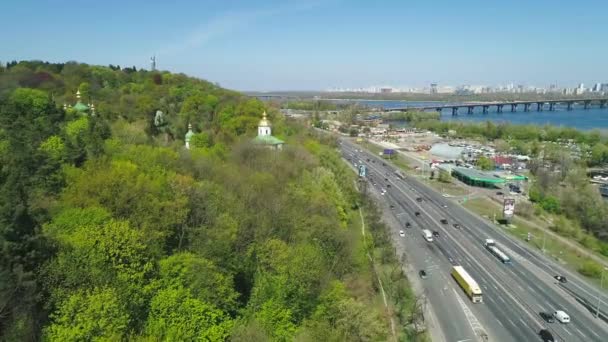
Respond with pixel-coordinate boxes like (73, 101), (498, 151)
(73, 101), (89, 112)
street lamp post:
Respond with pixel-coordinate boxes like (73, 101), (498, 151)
(596, 267), (608, 318)
(542, 230), (547, 254)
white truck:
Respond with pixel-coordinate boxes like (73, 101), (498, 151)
(484, 239), (511, 264)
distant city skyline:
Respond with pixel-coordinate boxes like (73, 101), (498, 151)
(2, 0), (608, 91)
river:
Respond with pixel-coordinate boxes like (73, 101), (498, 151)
(333, 100), (608, 130)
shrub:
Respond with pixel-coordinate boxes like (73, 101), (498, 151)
(577, 260), (603, 279)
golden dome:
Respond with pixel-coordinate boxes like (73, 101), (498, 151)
(259, 111), (271, 127)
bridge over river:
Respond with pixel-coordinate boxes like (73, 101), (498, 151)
(389, 98), (608, 115)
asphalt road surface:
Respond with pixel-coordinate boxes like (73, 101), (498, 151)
(339, 138), (608, 342)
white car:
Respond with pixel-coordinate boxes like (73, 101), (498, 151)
(553, 310), (570, 324)
(399, 230), (405, 237)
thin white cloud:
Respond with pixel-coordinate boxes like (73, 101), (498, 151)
(156, 1), (328, 57)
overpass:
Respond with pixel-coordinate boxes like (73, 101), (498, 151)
(389, 98), (608, 115)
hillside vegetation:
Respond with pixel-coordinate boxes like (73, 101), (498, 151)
(0, 61), (407, 341)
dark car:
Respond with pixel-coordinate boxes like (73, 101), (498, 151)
(496, 191), (504, 195)
(405, 222), (411, 228)
(432, 231), (440, 238)
(386, 184), (391, 188)
(382, 162), (386, 166)
(416, 197), (423, 202)
(539, 329), (554, 342)
(419, 270), (427, 279)
(554, 275), (567, 283)
(414, 211), (420, 216)
(390, 205), (395, 210)
(453, 223), (461, 229)
(440, 219), (448, 224)
(539, 312), (555, 323)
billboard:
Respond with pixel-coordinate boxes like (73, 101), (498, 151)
(503, 198), (515, 218)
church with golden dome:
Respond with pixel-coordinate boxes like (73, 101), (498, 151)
(253, 111), (284, 150)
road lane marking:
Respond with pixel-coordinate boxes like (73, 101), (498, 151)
(563, 327), (572, 335)
(452, 288), (484, 335)
(575, 328), (587, 339)
(518, 318), (526, 326)
(590, 330), (600, 338)
(496, 320), (504, 327)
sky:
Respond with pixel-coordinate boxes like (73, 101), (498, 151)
(2, 0), (608, 91)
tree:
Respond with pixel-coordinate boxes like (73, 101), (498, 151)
(476, 156), (495, 170)
(144, 287), (232, 341)
(437, 170), (451, 183)
(44, 287), (130, 341)
(155, 253), (239, 313)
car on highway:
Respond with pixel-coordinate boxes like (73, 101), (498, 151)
(496, 191), (504, 196)
(386, 184), (391, 188)
(553, 310), (570, 323)
(416, 197), (423, 202)
(432, 231), (440, 238)
(440, 218), (448, 224)
(399, 230), (405, 237)
(414, 211), (420, 216)
(382, 162), (385, 166)
(452, 223), (461, 229)
(418, 270), (427, 279)
(390, 205), (395, 210)
(539, 311), (555, 323)
(441, 204), (448, 208)
(554, 275), (567, 283)
(539, 329), (554, 342)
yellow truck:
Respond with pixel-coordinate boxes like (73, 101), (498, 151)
(451, 266), (483, 303)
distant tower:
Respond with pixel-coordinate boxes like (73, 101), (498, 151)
(258, 111), (271, 137)
(430, 83), (438, 95)
(150, 56), (156, 71)
(185, 123), (194, 149)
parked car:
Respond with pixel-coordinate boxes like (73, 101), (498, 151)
(440, 219), (448, 224)
(414, 211), (420, 216)
(419, 270), (427, 279)
(405, 222), (411, 228)
(453, 223), (461, 229)
(496, 191), (504, 195)
(399, 230), (405, 237)
(416, 197), (423, 202)
(539, 312), (555, 323)
(432, 231), (440, 238)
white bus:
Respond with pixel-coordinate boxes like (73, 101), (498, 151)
(422, 229), (433, 242)
(485, 239), (512, 264)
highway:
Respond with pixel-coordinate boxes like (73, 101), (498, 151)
(339, 138), (608, 342)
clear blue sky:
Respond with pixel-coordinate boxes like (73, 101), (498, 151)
(2, 0), (607, 90)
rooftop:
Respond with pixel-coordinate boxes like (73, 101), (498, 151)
(452, 167), (506, 183)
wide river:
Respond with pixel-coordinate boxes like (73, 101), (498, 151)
(333, 99), (608, 130)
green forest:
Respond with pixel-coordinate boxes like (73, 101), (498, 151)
(0, 61), (416, 341)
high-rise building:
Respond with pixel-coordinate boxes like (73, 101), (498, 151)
(593, 83), (602, 92)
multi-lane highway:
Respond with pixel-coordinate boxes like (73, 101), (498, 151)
(339, 138), (608, 342)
